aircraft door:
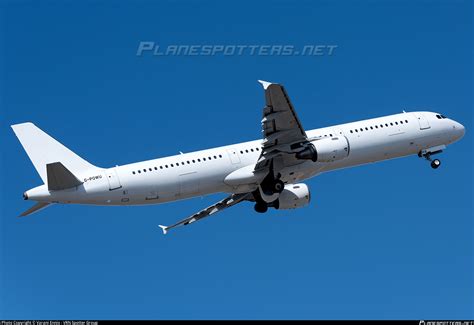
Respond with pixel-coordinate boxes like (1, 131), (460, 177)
(106, 168), (122, 190)
(415, 113), (431, 130)
(227, 148), (241, 164)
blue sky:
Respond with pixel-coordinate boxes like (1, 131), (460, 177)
(1, 0), (472, 320)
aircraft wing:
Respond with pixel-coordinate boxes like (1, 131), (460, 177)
(159, 81), (310, 234)
(255, 80), (310, 172)
(158, 192), (252, 234)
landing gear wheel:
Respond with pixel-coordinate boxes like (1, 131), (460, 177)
(431, 159), (441, 169)
(254, 202), (268, 213)
(273, 180), (284, 193)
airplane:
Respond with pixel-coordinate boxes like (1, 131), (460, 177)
(12, 80), (465, 234)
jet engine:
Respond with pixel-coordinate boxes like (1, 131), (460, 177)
(273, 183), (310, 210)
(295, 136), (349, 163)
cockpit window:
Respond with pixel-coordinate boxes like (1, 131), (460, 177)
(441, 115), (447, 119)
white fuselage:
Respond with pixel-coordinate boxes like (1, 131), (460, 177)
(25, 111), (465, 205)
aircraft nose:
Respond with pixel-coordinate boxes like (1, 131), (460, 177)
(452, 120), (465, 140)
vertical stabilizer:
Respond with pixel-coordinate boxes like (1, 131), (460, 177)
(11, 122), (98, 184)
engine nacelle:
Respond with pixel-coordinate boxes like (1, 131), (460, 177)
(295, 136), (349, 163)
(274, 183), (310, 210)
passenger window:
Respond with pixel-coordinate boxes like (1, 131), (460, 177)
(132, 171), (136, 175)
(170, 164), (174, 167)
(160, 166), (163, 169)
(154, 167), (157, 170)
(405, 120), (408, 123)
(138, 170), (141, 174)
(395, 122), (398, 125)
(219, 154), (222, 158)
(143, 169), (147, 172)
(165, 165), (168, 168)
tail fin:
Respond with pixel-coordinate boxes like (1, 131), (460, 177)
(11, 122), (98, 184)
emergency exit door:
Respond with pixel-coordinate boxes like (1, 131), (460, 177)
(227, 148), (241, 164)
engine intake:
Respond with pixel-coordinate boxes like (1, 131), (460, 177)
(296, 136), (349, 163)
(274, 183), (310, 210)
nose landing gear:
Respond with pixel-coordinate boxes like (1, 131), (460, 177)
(430, 159), (441, 169)
(418, 149), (442, 169)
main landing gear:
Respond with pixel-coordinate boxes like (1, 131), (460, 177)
(418, 150), (441, 169)
(252, 181), (283, 214)
(272, 180), (284, 194)
(260, 171), (284, 196)
(256, 179), (283, 213)
(254, 181), (282, 213)
(253, 160), (285, 213)
(254, 202), (268, 213)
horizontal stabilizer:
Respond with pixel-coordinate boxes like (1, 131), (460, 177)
(19, 202), (51, 217)
(47, 162), (83, 191)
